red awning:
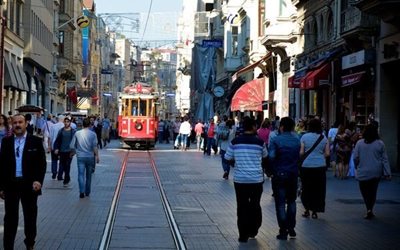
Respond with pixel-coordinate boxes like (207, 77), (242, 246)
(232, 52), (272, 81)
(300, 71), (313, 89)
(304, 63), (331, 89)
(231, 78), (265, 111)
(341, 71), (365, 87)
(288, 76), (295, 88)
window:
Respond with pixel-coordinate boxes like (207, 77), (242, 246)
(60, 0), (65, 13)
(9, 0), (15, 31)
(258, 0), (265, 37)
(205, 3), (214, 11)
(59, 31), (64, 56)
(231, 26), (238, 56)
(16, 1), (21, 36)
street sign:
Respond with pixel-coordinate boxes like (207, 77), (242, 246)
(202, 39), (223, 48)
(101, 69), (113, 74)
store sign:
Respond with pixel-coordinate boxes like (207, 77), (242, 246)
(342, 50), (365, 70)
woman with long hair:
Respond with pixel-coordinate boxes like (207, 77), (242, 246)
(335, 124), (352, 179)
(353, 124), (391, 219)
(0, 114), (12, 149)
(257, 118), (271, 146)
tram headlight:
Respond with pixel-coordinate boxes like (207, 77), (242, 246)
(135, 121), (143, 131)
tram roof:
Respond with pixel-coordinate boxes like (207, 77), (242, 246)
(119, 93), (158, 99)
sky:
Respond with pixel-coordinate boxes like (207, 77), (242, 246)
(94, 0), (183, 47)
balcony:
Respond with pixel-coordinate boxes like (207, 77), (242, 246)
(340, 7), (378, 39)
(354, 0), (400, 25)
(59, 12), (76, 31)
(261, 16), (297, 46)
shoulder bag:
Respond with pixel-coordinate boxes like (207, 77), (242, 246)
(298, 134), (324, 168)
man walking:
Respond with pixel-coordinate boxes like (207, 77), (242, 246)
(53, 116), (76, 186)
(70, 118), (99, 198)
(225, 117), (268, 243)
(0, 114), (46, 250)
(268, 117), (301, 240)
(48, 115), (66, 180)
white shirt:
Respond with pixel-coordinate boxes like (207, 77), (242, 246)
(49, 122), (65, 147)
(179, 121), (192, 135)
(14, 132), (27, 177)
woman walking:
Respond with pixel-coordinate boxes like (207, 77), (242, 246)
(299, 118), (330, 219)
(335, 124), (352, 179)
(0, 114), (12, 149)
(353, 124), (391, 219)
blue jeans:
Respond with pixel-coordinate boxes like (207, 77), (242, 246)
(51, 150), (60, 177)
(181, 134), (188, 149)
(220, 150), (230, 173)
(76, 157), (95, 195)
(272, 175), (298, 233)
(206, 137), (215, 155)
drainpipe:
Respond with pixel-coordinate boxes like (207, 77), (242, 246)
(0, 17), (7, 114)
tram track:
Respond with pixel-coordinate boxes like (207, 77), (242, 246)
(99, 150), (186, 250)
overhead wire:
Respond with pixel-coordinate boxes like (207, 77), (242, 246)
(140, 0), (153, 45)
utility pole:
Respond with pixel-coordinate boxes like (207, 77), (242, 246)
(0, 17), (6, 114)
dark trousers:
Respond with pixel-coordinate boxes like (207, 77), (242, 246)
(359, 178), (380, 211)
(272, 175), (298, 233)
(234, 182), (263, 238)
(300, 167), (326, 212)
(3, 181), (38, 249)
(59, 152), (72, 184)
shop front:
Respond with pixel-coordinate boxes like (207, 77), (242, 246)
(339, 49), (375, 129)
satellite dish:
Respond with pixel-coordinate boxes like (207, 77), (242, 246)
(77, 15), (90, 28)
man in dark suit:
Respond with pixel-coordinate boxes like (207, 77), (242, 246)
(0, 114), (46, 250)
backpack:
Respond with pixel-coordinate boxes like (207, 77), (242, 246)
(217, 125), (230, 140)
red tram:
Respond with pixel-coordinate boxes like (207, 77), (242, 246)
(118, 83), (158, 149)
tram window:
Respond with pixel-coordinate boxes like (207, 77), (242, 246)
(149, 100), (154, 117)
(132, 100), (138, 116)
(124, 99), (130, 116)
(139, 99), (147, 116)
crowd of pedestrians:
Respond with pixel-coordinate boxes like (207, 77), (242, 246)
(0, 111), (111, 249)
(0, 110), (393, 248)
(164, 113), (392, 243)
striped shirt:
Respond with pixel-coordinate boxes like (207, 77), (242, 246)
(225, 134), (268, 183)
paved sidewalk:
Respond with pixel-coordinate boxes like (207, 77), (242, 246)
(1, 140), (399, 249)
(153, 143), (400, 250)
(0, 140), (124, 249)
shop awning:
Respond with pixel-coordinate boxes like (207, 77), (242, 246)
(231, 78), (265, 111)
(4, 56), (29, 91)
(4, 56), (19, 89)
(288, 76), (296, 88)
(341, 71), (366, 87)
(13, 60), (29, 91)
(17, 63), (29, 91)
(304, 63), (331, 89)
(232, 52), (272, 81)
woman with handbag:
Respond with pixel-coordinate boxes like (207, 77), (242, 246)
(353, 124), (391, 219)
(299, 119), (330, 219)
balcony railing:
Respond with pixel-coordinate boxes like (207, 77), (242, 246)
(340, 7), (378, 36)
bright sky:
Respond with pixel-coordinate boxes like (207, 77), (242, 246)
(95, 0), (183, 47)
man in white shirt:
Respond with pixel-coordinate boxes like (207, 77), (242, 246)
(48, 115), (65, 180)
